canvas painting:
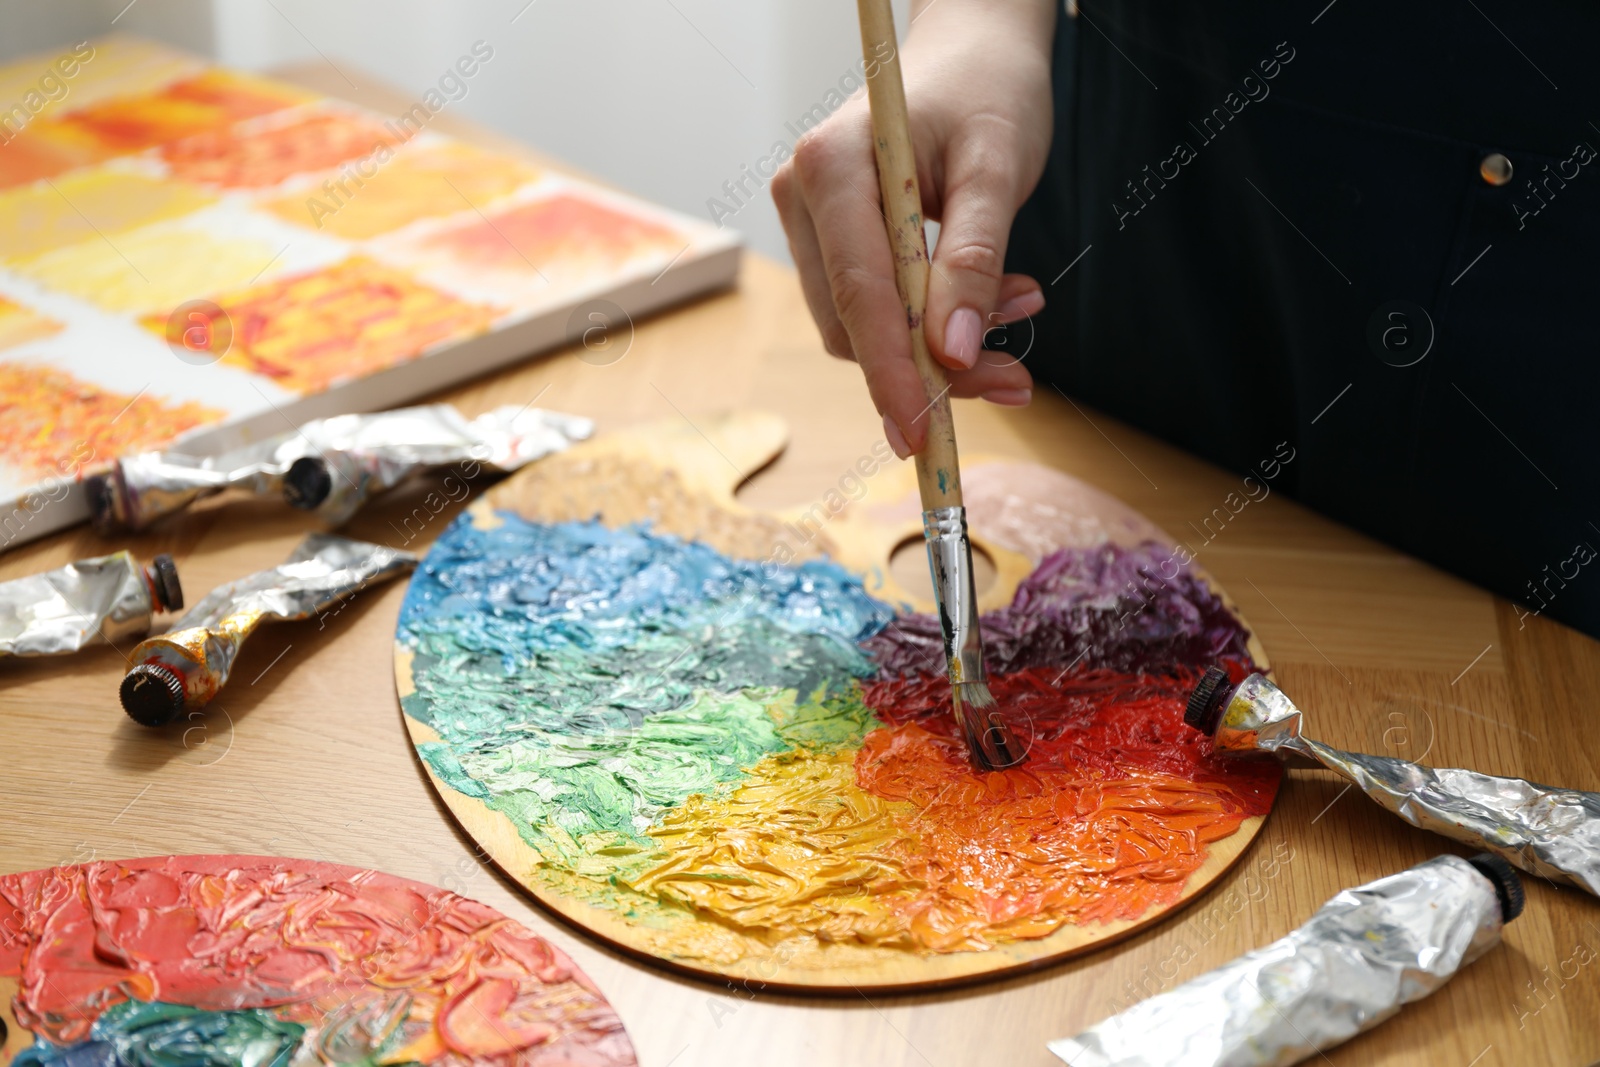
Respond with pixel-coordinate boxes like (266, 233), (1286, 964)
(0, 36), (739, 546)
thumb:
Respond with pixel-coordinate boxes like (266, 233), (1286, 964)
(924, 157), (1017, 372)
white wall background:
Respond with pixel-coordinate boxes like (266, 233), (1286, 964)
(0, 0), (913, 260)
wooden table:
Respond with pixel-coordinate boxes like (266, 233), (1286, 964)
(4, 64), (1597, 1067)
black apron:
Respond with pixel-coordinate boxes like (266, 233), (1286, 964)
(1007, 1), (1600, 639)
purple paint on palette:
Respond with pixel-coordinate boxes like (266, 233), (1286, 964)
(864, 541), (1255, 676)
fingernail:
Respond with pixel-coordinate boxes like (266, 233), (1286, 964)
(945, 307), (982, 369)
(981, 388), (1032, 407)
(882, 414), (911, 459)
(996, 289), (1045, 323)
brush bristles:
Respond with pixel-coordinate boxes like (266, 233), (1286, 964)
(954, 680), (995, 709)
(952, 680), (1024, 770)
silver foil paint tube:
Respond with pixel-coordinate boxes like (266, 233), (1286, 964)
(1049, 853), (1523, 1067)
(0, 552), (182, 657)
(88, 404), (594, 532)
(1186, 669), (1600, 896)
(119, 535), (415, 726)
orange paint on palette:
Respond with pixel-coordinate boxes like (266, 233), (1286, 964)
(0, 297), (62, 352)
(0, 361), (222, 479)
(852, 669), (1278, 950)
(161, 109), (394, 188)
(52, 69), (307, 154)
(144, 257), (498, 394)
(415, 193), (681, 276)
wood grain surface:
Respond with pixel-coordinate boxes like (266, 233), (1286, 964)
(2, 62), (1597, 1067)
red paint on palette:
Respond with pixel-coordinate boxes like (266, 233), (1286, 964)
(0, 856), (636, 1065)
(856, 666), (1279, 944)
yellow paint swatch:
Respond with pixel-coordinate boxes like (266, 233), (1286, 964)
(261, 140), (541, 239)
(0, 297), (61, 351)
(0, 169), (214, 263)
(15, 226), (278, 314)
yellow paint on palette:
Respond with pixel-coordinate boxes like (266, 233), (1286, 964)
(0, 169), (213, 263)
(14, 226), (279, 315)
(260, 140), (541, 239)
(0, 298), (61, 352)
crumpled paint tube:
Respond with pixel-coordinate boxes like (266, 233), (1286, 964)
(119, 535), (415, 726)
(1048, 853), (1523, 1067)
(0, 552), (181, 657)
(1186, 669), (1600, 896)
(87, 404), (594, 532)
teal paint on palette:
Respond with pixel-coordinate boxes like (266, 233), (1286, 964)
(396, 512), (894, 864)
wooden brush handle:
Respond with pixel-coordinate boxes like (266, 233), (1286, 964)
(856, 0), (963, 510)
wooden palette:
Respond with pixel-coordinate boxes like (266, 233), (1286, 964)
(0, 855), (636, 1066)
(393, 412), (1277, 992)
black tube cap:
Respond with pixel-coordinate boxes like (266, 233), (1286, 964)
(121, 664), (186, 727)
(150, 554), (183, 613)
(1184, 666), (1234, 734)
(85, 472), (123, 535)
(283, 456), (333, 510)
(1467, 853), (1525, 923)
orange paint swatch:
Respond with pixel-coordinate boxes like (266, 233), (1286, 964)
(144, 256), (498, 394)
(0, 361), (222, 479)
(0, 123), (118, 192)
(261, 140), (542, 239)
(161, 109), (393, 188)
(51, 69), (307, 154)
(413, 193), (681, 276)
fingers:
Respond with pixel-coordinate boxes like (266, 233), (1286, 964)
(772, 158), (854, 360)
(790, 111), (940, 454)
(925, 120), (1031, 372)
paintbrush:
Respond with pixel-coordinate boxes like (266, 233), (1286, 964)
(855, 0), (1022, 771)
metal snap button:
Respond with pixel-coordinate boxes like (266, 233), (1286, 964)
(1480, 153), (1513, 186)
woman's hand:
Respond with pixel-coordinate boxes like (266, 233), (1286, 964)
(771, 0), (1057, 457)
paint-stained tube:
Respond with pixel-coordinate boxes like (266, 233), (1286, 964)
(88, 405), (594, 532)
(1048, 854), (1522, 1067)
(1186, 669), (1600, 896)
(0, 552), (181, 657)
(119, 535), (416, 726)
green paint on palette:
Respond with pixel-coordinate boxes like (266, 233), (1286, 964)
(418, 685), (878, 875)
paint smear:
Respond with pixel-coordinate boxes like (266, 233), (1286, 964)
(401, 193), (682, 278)
(0, 856), (636, 1064)
(140, 256), (499, 394)
(15, 225), (279, 314)
(160, 108), (395, 188)
(262, 140), (543, 239)
(0, 361), (222, 479)
(0, 169), (215, 263)
(398, 498), (1278, 962)
(48, 68), (308, 155)
(0, 122), (120, 192)
(0, 297), (61, 352)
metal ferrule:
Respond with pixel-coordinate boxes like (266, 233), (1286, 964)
(1211, 672), (1600, 896)
(0, 553), (166, 656)
(922, 506), (986, 686)
(92, 405), (593, 532)
(1049, 855), (1511, 1067)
